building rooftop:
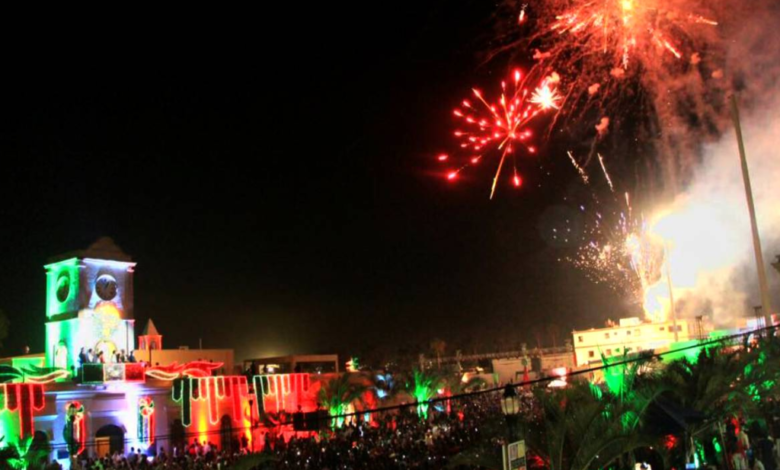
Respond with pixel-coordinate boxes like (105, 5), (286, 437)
(141, 319), (161, 336)
(48, 236), (133, 263)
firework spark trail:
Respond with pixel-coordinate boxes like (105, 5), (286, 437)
(567, 197), (665, 315)
(546, 0), (717, 71)
(598, 153), (614, 192)
(443, 69), (561, 198)
(567, 151), (589, 185)
(558, 153), (665, 318)
(491, 0), (723, 189)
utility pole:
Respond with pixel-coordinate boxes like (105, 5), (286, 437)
(730, 94), (773, 329)
(665, 242), (679, 342)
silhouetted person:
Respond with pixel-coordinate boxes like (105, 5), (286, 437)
(78, 348), (88, 369)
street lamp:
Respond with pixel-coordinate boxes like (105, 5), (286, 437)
(501, 385), (521, 442)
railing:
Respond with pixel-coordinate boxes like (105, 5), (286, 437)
(433, 345), (574, 365)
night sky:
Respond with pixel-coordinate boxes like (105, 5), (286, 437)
(0, 4), (632, 362)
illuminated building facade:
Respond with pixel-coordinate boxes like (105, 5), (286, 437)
(572, 317), (711, 366)
(0, 239), (295, 466)
(44, 237), (136, 372)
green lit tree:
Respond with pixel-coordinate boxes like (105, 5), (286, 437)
(317, 373), (372, 428)
(0, 436), (49, 470)
(406, 368), (448, 419)
(652, 341), (780, 468)
(529, 380), (662, 470)
(661, 346), (751, 427)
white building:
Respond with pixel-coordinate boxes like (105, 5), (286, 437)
(572, 317), (709, 366)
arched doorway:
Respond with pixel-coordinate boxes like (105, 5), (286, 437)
(96, 424), (124, 457)
(94, 340), (117, 363)
(220, 415), (235, 453)
(170, 419), (185, 453)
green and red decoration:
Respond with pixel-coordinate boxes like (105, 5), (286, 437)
(172, 376), (248, 427)
(146, 361), (223, 381)
(64, 401), (86, 456)
(1, 383), (46, 440)
(138, 397), (155, 446)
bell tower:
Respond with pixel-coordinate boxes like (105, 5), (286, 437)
(44, 237), (137, 370)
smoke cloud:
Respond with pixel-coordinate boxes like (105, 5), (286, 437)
(647, 92), (780, 327)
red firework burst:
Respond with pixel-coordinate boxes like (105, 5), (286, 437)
(442, 68), (560, 199)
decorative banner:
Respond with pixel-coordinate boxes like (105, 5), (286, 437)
(182, 361), (224, 378)
(172, 377), (198, 426)
(147, 361), (224, 381)
(138, 397), (155, 446)
(104, 364), (125, 383)
(64, 401), (86, 456)
(253, 374), (310, 415)
(222, 376), (249, 425)
(172, 376), (248, 427)
(2, 383), (46, 440)
(82, 363), (143, 384)
(125, 363), (146, 383)
(0, 364), (69, 384)
(81, 364), (105, 384)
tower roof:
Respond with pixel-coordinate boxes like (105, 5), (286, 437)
(48, 237), (133, 263)
(141, 319), (161, 337)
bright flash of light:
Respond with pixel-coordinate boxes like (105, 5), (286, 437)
(440, 68), (559, 198)
(640, 201), (752, 324)
(530, 80), (562, 110)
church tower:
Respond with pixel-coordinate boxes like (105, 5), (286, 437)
(44, 237), (136, 370)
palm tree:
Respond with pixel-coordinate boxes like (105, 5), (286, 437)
(317, 373), (372, 428)
(430, 338), (446, 369)
(546, 323), (561, 349)
(530, 380), (662, 470)
(2, 437), (49, 470)
(406, 368), (449, 419)
(531, 325), (545, 349)
(434, 372), (487, 416)
(660, 346), (753, 429)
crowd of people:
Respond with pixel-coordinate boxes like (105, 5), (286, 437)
(269, 397), (500, 470)
(78, 347), (136, 366)
(726, 419), (780, 470)
(27, 393), (780, 470)
(50, 395), (500, 470)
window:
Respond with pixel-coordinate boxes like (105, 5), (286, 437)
(634, 329), (641, 336)
(578, 336), (584, 343)
(615, 348), (621, 352)
(659, 326), (665, 331)
(626, 330), (632, 336)
(606, 349), (612, 356)
(605, 333), (610, 339)
(676, 325), (683, 332)
(588, 351), (595, 358)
